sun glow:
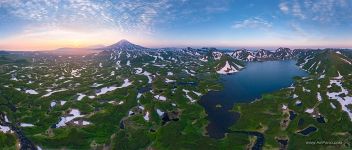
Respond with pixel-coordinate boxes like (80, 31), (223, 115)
(0, 28), (140, 50)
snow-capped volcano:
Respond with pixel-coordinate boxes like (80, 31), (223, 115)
(100, 39), (147, 51)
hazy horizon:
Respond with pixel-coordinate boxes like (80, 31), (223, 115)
(2, 40), (352, 52)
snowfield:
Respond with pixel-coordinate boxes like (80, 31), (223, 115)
(96, 79), (132, 96)
(25, 89), (39, 95)
(326, 78), (352, 120)
(55, 109), (85, 128)
(154, 95), (167, 101)
(217, 61), (239, 74)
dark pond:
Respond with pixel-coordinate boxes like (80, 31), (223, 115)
(177, 81), (198, 86)
(298, 126), (317, 135)
(138, 84), (152, 93)
(119, 120), (125, 129)
(277, 139), (289, 149)
(289, 111), (297, 120)
(316, 115), (326, 123)
(199, 60), (307, 139)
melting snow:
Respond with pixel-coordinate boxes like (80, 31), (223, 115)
(144, 112), (150, 121)
(212, 52), (222, 60)
(302, 87), (311, 92)
(0, 125), (11, 133)
(154, 95), (167, 101)
(138, 106), (145, 110)
(50, 101), (56, 107)
(142, 71), (153, 83)
(200, 57), (208, 62)
(71, 69), (81, 77)
(165, 78), (176, 83)
(305, 108), (314, 114)
(330, 103), (336, 109)
(317, 92), (322, 101)
(193, 91), (202, 96)
(96, 79), (132, 96)
(137, 93), (142, 99)
(334, 71), (343, 80)
(156, 109), (165, 116)
(293, 94), (298, 99)
(60, 101), (67, 106)
(216, 61), (238, 74)
(183, 89), (196, 103)
(295, 100), (302, 105)
(91, 83), (103, 87)
(282, 104), (288, 110)
(326, 78), (352, 121)
(134, 68), (143, 74)
(42, 89), (68, 97)
(340, 57), (352, 65)
(77, 93), (86, 101)
(25, 89), (39, 95)
(73, 120), (91, 126)
(55, 109), (84, 128)
(20, 123), (34, 127)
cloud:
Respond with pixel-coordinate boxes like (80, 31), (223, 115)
(0, 0), (235, 35)
(279, 1), (306, 19)
(0, 0), (173, 34)
(232, 17), (272, 29)
(279, 2), (289, 13)
(279, 0), (352, 23)
(0, 0), (116, 31)
(292, 1), (305, 19)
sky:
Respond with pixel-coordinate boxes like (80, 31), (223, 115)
(0, 0), (352, 50)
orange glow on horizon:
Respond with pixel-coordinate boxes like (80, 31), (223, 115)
(1, 28), (351, 51)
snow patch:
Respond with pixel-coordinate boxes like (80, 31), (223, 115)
(144, 112), (150, 121)
(156, 109), (165, 117)
(317, 92), (322, 102)
(305, 108), (314, 114)
(154, 95), (167, 101)
(77, 93), (86, 101)
(55, 109), (84, 128)
(96, 79), (132, 96)
(25, 89), (39, 95)
(20, 123), (34, 127)
(216, 61), (239, 74)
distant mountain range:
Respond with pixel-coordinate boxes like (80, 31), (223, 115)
(0, 51), (10, 55)
(94, 39), (352, 75)
(228, 47), (301, 61)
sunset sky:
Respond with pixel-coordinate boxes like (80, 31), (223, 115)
(0, 0), (352, 50)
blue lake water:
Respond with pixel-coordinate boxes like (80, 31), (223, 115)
(199, 60), (308, 139)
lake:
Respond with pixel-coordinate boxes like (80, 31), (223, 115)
(199, 60), (307, 139)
